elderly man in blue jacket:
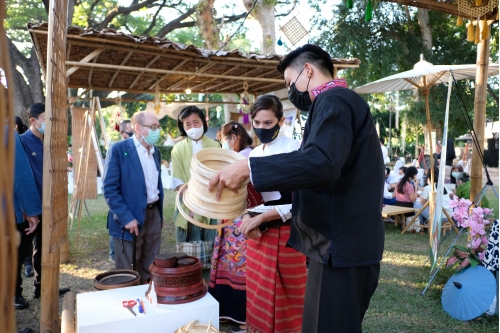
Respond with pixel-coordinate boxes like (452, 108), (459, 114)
(103, 111), (164, 284)
(13, 132), (42, 310)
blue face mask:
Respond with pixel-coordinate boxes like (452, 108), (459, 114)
(222, 141), (230, 150)
(452, 172), (460, 179)
(138, 126), (161, 146)
(35, 119), (45, 134)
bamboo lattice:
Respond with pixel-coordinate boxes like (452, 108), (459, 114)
(72, 106), (97, 199)
(457, 0), (498, 18)
(280, 16), (309, 46)
(43, 0), (69, 254)
(0, 0), (19, 331)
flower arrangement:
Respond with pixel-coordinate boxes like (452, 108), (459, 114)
(446, 196), (493, 272)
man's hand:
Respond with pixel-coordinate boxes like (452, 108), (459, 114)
(208, 159), (250, 200)
(25, 216), (39, 235)
(125, 219), (139, 236)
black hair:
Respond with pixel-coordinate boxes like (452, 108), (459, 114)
(250, 95), (283, 120)
(380, 137), (385, 145)
(119, 119), (131, 131)
(400, 166), (407, 174)
(15, 116), (28, 134)
(221, 121), (253, 152)
(29, 103), (45, 119)
(385, 167), (391, 176)
(397, 166), (418, 195)
(277, 44), (334, 78)
(177, 106), (208, 137)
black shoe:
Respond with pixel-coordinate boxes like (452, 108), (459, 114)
(14, 295), (29, 310)
(59, 287), (70, 296)
(24, 264), (34, 278)
(33, 287), (70, 299)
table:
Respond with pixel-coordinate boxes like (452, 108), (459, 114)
(77, 284), (219, 333)
(382, 205), (416, 227)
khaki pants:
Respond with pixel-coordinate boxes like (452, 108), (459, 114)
(114, 206), (161, 284)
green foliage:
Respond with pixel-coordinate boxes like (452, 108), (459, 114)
(5, 0), (47, 52)
(157, 145), (173, 162)
(310, 1), (499, 142)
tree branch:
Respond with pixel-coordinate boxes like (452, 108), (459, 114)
(94, 0), (157, 31)
(155, 8), (247, 38)
(487, 83), (499, 105)
(143, 0), (166, 35)
(88, 0), (101, 27)
(155, 6), (196, 38)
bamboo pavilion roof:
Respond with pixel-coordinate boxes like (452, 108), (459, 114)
(28, 23), (361, 96)
(380, 0), (498, 18)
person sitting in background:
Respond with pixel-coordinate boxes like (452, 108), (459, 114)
(453, 172), (491, 208)
(414, 168), (453, 225)
(380, 137), (389, 164)
(209, 121), (255, 327)
(450, 164), (464, 185)
(394, 166), (418, 208)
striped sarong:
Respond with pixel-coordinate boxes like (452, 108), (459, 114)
(246, 224), (307, 333)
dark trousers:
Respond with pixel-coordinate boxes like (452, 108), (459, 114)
(114, 207), (162, 284)
(303, 260), (380, 333)
(33, 214), (42, 293)
(16, 222), (36, 297)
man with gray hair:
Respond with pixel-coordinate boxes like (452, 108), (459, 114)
(103, 111), (164, 283)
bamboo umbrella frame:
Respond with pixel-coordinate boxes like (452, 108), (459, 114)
(0, 0), (19, 330)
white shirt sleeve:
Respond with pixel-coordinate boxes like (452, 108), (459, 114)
(172, 177), (184, 190)
(275, 204), (292, 222)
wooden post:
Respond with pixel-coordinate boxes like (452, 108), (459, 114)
(423, 85), (436, 249)
(61, 292), (76, 333)
(470, 26), (491, 205)
(60, 238), (70, 263)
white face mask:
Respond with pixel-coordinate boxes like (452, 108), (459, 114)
(185, 126), (204, 141)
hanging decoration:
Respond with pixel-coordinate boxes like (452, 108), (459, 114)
(347, 0), (353, 9)
(279, 16), (309, 46)
(467, 21), (475, 41)
(365, 0), (373, 22)
(145, 85), (168, 119)
(480, 18), (489, 39)
(457, 15), (463, 26)
(238, 81), (254, 125)
(474, 17), (480, 44)
(109, 96), (125, 131)
(277, 36), (283, 46)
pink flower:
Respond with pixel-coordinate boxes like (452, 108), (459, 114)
(460, 257), (470, 268)
(483, 208), (493, 216)
(446, 256), (459, 267)
(481, 235), (489, 245)
(479, 251), (486, 261)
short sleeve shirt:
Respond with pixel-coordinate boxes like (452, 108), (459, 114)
(395, 181), (415, 202)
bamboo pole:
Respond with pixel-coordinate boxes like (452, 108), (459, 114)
(470, 26), (491, 206)
(64, 61), (284, 83)
(60, 238), (70, 263)
(423, 85), (436, 250)
(61, 292), (76, 333)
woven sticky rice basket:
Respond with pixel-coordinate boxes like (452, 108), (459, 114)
(174, 320), (220, 333)
(176, 148), (248, 229)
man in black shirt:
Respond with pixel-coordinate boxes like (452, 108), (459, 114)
(209, 44), (385, 333)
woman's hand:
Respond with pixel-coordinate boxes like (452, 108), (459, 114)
(246, 227), (262, 240)
(239, 214), (263, 238)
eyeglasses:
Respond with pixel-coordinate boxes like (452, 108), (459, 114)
(140, 124), (160, 131)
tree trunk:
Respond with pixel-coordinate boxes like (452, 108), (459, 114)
(417, 8), (432, 53)
(197, 0), (221, 49)
(67, 0), (75, 28)
(243, 0), (276, 54)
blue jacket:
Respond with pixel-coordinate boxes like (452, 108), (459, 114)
(103, 138), (164, 241)
(14, 132), (42, 223)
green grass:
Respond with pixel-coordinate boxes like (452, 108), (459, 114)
(19, 190), (498, 332)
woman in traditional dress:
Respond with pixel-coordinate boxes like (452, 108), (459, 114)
(172, 106), (220, 253)
(208, 121), (256, 327)
(239, 95), (307, 333)
(394, 166), (418, 208)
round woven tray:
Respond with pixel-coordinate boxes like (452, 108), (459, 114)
(93, 270), (140, 290)
(174, 320), (220, 333)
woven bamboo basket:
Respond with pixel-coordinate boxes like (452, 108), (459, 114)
(176, 148), (248, 229)
(174, 319), (220, 333)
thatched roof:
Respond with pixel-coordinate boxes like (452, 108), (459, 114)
(28, 23), (361, 95)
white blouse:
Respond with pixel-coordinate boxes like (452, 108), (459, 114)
(249, 135), (301, 222)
